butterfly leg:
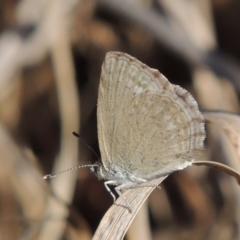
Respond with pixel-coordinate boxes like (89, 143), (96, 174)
(104, 180), (118, 202)
(115, 183), (134, 213)
(127, 176), (161, 190)
(104, 181), (132, 212)
(129, 175), (164, 189)
(129, 175), (146, 183)
(129, 175), (159, 188)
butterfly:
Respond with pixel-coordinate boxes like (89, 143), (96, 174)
(44, 52), (205, 211)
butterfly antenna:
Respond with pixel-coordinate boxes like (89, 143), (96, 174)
(72, 132), (100, 160)
(43, 164), (99, 179)
(43, 133), (101, 180)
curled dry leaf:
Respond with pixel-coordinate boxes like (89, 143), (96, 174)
(193, 160), (240, 185)
(192, 111), (240, 186)
(203, 111), (240, 162)
(92, 176), (167, 240)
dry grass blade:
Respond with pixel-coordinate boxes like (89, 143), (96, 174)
(0, 122), (47, 239)
(160, 0), (216, 51)
(203, 111), (240, 162)
(193, 160), (240, 185)
(98, 0), (203, 64)
(93, 176), (167, 240)
(38, 1), (80, 239)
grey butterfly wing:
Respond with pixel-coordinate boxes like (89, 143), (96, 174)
(97, 52), (205, 179)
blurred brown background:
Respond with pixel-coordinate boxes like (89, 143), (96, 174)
(1, 0), (240, 239)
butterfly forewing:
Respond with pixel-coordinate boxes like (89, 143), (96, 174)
(97, 52), (205, 179)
